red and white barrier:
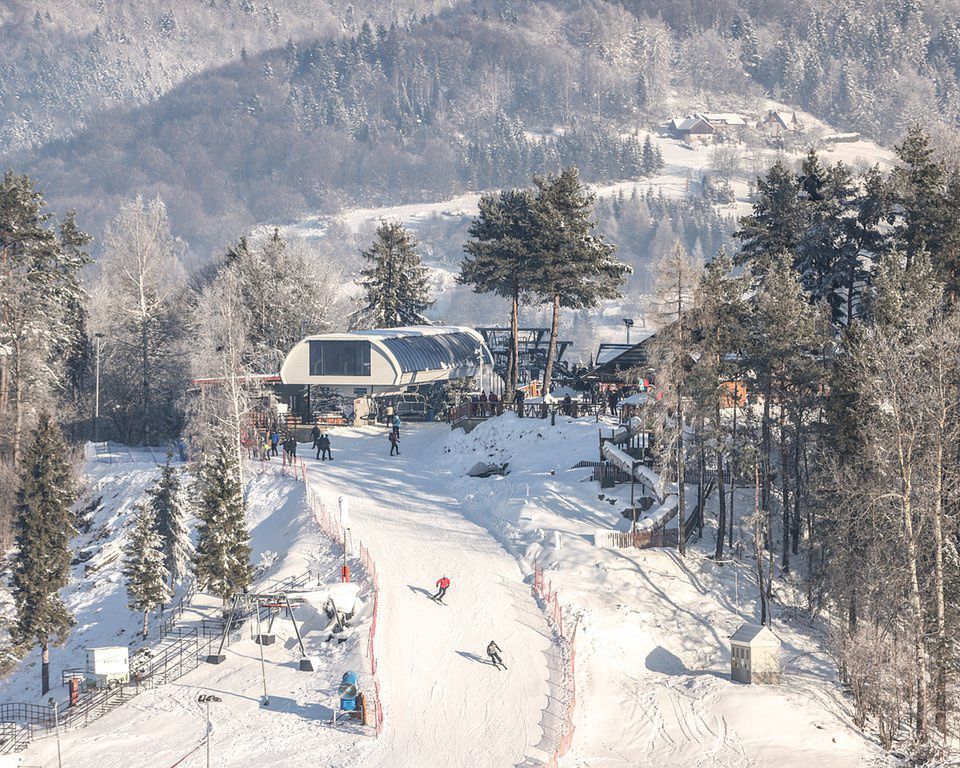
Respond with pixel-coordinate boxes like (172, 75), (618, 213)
(533, 562), (578, 764)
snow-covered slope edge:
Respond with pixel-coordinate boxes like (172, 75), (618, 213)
(429, 414), (891, 768)
(6, 457), (377, 768)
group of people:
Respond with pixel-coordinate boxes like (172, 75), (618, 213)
(309, 425), (333, 460)
(469, 390), (502, 417)
(430, 576), (507, 670)
(243, 427), (299, 463)
(388, 412), (401, 455)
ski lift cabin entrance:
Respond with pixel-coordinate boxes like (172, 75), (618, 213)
(280, 326), (493, 426)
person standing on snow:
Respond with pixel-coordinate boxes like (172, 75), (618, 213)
(432, 576), (450, 602)
(514, 388), (525, 417)
(317, 433), (332, 461)
(270, 429), (280, 457)
(391, 413), (402, 439)
(486, 640), (507, 670)
(389, 430), (400, 456)
(310, 424), (321, 445)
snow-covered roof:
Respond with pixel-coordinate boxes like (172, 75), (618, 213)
(596, 343), (634, 365)
(731, 624), (781, 646)
(702, 113), (747, 126)
(671, 115), (714, 133)
(280, 325), (492, 389)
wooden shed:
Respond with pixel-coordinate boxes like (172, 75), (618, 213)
(730, 623), (781, 684)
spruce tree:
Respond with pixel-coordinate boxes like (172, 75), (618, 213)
(889, 126), (948, 271)
(193, 443), (252, 603)
(11, 413), (76, 694)
(150, 452), (192, 590)
(735, 160), (805, 275)
(351, 221), (433, 329)
(123, 504), (172, 638)
(530, 167), (629, 394)
(460, 189), (536, 398)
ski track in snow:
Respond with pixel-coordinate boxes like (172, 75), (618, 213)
(305, 425), (552, 768)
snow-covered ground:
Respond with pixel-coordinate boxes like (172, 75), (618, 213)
(8, 418), (891, 767)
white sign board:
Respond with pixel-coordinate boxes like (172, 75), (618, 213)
(86, 646), (129, 675)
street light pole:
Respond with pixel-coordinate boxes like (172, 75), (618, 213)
(49, 698), (62, 768)
(94, 332), (104, 442)
(623, 318), (634, 345)
(198, 694), (221, 768)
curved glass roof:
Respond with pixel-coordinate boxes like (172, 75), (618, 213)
(381, 331), (493, 373)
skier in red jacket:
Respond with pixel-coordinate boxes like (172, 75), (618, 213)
(432, 576), (450, 602)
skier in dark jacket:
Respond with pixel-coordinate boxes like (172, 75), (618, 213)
(562, 394), (572, 416)
(309, 425), (321, 445)
(389, 431), (400, 456)
(487, 640), (507, 670)
(432, 576), (451, 602)
(514, 388), (525, 417)
(270, 429), (280, 457)
(316, 433), (332, 461)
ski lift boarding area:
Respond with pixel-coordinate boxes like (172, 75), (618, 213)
(280, 326), (493, 396)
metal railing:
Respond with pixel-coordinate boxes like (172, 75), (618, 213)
(447, 400), (606, 424)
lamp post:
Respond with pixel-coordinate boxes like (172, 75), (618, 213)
(48, 698), (62, 768)
(476, 349), (484, 394)
(623, 318), (634, 345)
(198, 694), (222, 768)
(93, 332), (104, 442)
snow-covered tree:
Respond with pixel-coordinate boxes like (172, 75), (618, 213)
(351, 221), (433, 329)
(460, 189), (536, 397)
(0, 173), (89, 469)
(11, 413), (76, 694)
(124, 503), (172, 638)
(649, 241), (701, 557)
(193, 442), (252, 603)
(93, 196), (189, 444)
(529, 167), (628, 394)
(149, 453), (192, 590)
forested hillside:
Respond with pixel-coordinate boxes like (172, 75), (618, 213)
(0, 0), (456, 154)
(5, 0), (960, 257)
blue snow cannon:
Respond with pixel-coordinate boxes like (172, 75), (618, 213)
(339, 671), (359, 712)
(334, 670), (368, 726)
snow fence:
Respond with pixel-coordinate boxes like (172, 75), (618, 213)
(533, 562), (578, 765)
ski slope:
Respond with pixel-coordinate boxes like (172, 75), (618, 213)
(304, 426), (554, 767)
(8, 418), (893, 767)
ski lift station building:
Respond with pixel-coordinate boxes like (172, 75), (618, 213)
(280, 326), (493, 396)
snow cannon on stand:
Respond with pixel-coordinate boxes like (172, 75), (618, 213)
(332, 671), (367, 726)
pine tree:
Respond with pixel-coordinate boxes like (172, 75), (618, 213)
(0, 172), (82, 466)
(193, 443), (252, 603)
(889, 126), (948, 271)
(735, 160), (805, 275)
(351, 221), (433, 329)
(530, 167), (629, 394)
(748, 254), (824, 573)
(460, 189), (536, 397)
(149, 452), (192, 590)
(635, 72), (648, 110)
(123, 503), (172, 638)
(689, 247), (750, 559)
(11, 413), (76, 694)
